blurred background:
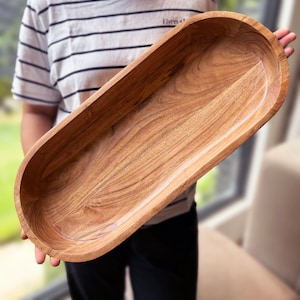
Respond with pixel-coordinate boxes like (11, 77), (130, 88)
(0, 0), (299, 299)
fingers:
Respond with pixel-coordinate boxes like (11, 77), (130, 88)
(21, 228), (61, 266)
(35, 246), (61, 266)
(279, 31), (296, 48)
(284, 47), (295, 58)
(273, 28), (297, 58)
(20, 228), (28, 240)
(50, 257), (61, 267)
(35, 246), (46, 264)
(274, 28), (292, 40)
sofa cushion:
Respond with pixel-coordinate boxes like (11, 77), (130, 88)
(198, 227), (300, 300)
(244, 139), (300, 289)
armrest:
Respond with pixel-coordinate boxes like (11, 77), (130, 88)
(198, 227), (300, 300)
(244, 139), (300, 288)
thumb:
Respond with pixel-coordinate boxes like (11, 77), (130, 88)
(20, 228), (28, 240)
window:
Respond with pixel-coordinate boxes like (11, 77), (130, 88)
(196, 0), (282, 219)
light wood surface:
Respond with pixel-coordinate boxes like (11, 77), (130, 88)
(14, 11), (289, 262)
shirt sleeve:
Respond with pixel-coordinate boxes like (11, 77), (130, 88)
(12, 1), (62, 106)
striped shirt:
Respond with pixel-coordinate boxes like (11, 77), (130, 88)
(13, 0), (217, 225)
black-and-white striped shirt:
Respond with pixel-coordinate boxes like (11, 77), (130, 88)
(13, 0), (217, 225)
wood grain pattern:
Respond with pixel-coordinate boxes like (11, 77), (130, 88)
(14, 11), (289, 262)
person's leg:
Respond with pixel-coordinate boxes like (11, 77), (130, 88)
(65, 240), (129, 300)
(129, 203), (198, 300)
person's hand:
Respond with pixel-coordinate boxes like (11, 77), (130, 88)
(274, 28), (296, 58)
(21, 229), (61, 267)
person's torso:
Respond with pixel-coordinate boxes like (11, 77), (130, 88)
(35, 0), (217, 123)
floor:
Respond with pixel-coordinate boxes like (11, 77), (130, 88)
(0, 239), (133, 300)
(0, 240), (44, 299)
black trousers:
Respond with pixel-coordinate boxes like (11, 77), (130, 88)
(65, 203), (198, 300)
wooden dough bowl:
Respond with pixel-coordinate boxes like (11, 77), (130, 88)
(14, 11), (289, 262)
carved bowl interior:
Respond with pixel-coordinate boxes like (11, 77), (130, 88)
(14, 11), (289, 262)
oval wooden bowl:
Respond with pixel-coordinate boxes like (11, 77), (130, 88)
(14, 11), (289, 262)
